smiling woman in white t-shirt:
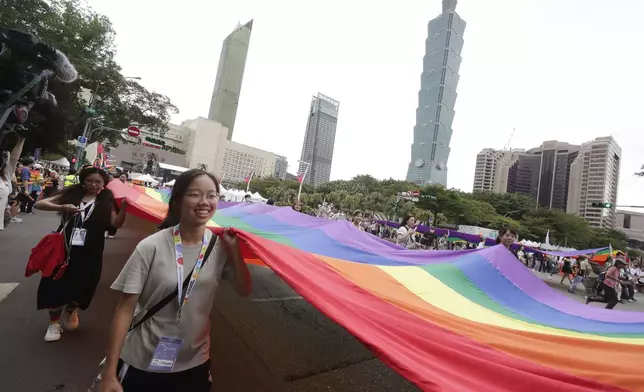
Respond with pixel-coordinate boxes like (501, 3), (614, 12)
(396, 215), (419, 249)
(100, 169), (252, 392)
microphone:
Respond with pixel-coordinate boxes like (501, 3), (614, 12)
(52, 49), (77, 83)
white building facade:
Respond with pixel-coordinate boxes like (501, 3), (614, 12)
(567, 136), (621, 229)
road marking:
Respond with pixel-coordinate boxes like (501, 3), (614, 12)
(250, 296), (303, 302)
(0, 283), (19, 304)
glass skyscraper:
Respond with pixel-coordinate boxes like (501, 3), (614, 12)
(208, 20), (253, 141)
(406, 0), (466, 186)
(299, 93), (340, 186)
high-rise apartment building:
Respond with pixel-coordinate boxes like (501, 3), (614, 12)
(473, 149), (505, 192)
(208, 20), (253, 141)
(298, 93), (340, 186)
(472, 137), (621, 228)
(406, 0), (466, 186)
(567, 137), (621, 229)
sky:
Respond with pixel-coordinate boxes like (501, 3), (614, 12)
(87, 0), (644, 209)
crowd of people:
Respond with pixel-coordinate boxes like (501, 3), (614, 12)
(294, 202), (644, 311)
(0, 140), (68, 231)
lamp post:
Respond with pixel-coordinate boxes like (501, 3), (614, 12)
(503, 210), (521, 218)
(297, 160), (311, 201)
(74, 76), (141, 169)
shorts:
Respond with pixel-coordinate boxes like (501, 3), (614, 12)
(117, 359), (211, 392)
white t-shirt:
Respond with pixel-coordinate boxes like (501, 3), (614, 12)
(111, 228), (230, 372)
(396, 226), (415, 248)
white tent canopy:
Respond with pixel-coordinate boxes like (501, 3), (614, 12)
(158, 162), (189, 173)
(251, 192), (267, 202)
(47, 157), (70, 168)
(133, 173), (159, 185)
(164, 179), (176, 187)
(219, 188), (267, 202)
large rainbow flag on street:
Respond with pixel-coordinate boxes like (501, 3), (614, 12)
(109, 182), (644, 392)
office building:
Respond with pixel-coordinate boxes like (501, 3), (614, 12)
(616, 210), (644, 244)
(274, 155), (288, 180)
(208, 20), (253, 140)
(406, 0), (466, 186)
(220, 142), (277, 183)
(472, 149), (525, 194)
(181, 117), (283, 183)
(567, 137), (621, 229)
(473, 142), (579, 210)
(298, 93), (340, 186)
(472, 137), (621, 228)
(181, 117), (228, 172)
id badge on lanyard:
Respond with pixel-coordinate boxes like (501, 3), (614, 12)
(71, 199), (95, 247)
(148, 225), (209, 372)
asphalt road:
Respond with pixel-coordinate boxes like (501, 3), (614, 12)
(0, 213), (417, 392)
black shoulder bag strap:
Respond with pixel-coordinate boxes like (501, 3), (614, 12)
(128, 234), (218, 332)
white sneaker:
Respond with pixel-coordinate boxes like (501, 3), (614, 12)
(10, 217), (22, 223)
(45, 323), (63, 342)
(62, 308), (79, 331)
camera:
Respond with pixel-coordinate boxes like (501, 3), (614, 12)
(0, 27), (77, 168)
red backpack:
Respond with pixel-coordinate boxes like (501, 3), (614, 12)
(25, 222), (70, 280)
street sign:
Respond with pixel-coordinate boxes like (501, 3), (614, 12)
(77, 136), (87, 147)
(127, 126), (140, 137)
(398, 192), (419, 202)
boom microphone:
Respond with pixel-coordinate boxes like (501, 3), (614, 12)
(52, 49), (77, 83)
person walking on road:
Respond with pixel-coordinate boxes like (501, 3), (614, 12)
(34, 166), (128, 342)
(100, 169), (251, 392)
(0, 138), (25, 230)
(569, 255), (592, 293)
(586, 259), (629, 309)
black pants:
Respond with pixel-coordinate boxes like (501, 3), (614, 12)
(21, 190), (38, 213)
(603, 284), (619, 309)
(621, 284), (634, 300)
(107, 225), (118, 236)
(118, 359), (211, 392)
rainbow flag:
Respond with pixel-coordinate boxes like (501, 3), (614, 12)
(590, 247), (627, 264)
(108, 182), (644, 392)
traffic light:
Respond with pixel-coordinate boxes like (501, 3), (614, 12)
(71, 155), (77, 164)
(591, 202), (613, 208)
(86, 108), (98, 117)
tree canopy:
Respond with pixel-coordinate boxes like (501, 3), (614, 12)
(1, 0), (178, 154)
(235, 174), (628, 250)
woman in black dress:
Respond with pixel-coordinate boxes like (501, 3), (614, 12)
(34, 167), (127, 342)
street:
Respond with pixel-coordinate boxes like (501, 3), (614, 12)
(0, 213), (417, 392)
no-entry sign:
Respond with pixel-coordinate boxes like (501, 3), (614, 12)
(127, 126), (140, 137)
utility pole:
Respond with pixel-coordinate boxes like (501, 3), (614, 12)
(297, 160), (311, 201)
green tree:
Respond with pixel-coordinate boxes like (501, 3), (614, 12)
(469, 191), (536, 218)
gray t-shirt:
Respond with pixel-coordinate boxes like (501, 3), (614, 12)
(111, 228), (229, 372)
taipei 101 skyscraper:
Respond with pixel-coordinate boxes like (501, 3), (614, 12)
(405, 0), (466, 186)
